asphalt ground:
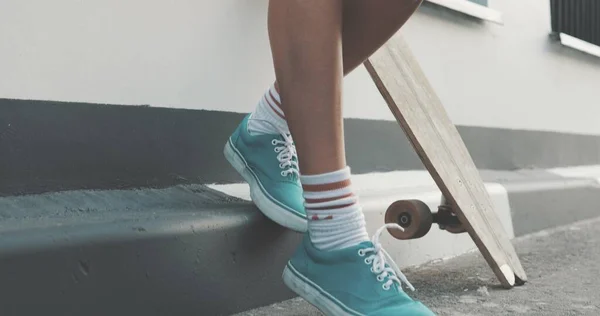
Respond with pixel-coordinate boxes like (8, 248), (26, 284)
(236, 216), (600, 316)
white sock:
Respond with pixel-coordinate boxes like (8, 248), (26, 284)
(301, 167), (370, 251)
(247, 84), (289, 135)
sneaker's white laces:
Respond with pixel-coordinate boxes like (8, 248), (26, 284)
(272, 126), (299, 177)
(359, 223), (415, 292)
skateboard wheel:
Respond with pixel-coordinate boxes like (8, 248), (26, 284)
(384, 200), (433, 240)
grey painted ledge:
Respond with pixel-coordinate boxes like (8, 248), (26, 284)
(2, 98), (600, 196)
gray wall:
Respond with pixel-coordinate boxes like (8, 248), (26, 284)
(1, 0), (599, 135)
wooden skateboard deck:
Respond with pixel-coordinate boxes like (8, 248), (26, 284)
(364, 33), (527, 288)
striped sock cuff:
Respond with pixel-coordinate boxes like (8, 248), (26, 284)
(249, 83), (289, 135)
(301, 167), (357, 211)
(301, 167), (369, 250)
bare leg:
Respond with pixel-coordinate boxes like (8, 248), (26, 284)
(268, 0), (344, 175)
(270, 0), (423, 174)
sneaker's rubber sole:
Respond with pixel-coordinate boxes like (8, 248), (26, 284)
(283, 263), (363, 316)
(224, 140), (307, 232)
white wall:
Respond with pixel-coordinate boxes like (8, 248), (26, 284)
(1, 0), (600, 135)
(0, 0), (274, 111)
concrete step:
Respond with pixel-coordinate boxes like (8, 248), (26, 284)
(0, 185), (300, 316)
(0, 167), (598, 315)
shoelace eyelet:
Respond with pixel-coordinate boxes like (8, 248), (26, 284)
(357, 249), (365, 257)
(271, 139), (278, 145)
(382, 284), (390, 291)
(377, 275), (384, 282)
(365, 258), (372, 265)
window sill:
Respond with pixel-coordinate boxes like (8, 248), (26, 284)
(559, 33), (600, 58)
(425, 0), (503, 25)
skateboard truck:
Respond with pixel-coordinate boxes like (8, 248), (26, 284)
(384, 196), (466, 240)
(436, 195), (466, 234)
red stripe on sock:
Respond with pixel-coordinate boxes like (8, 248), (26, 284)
(304, 193), (354, 204)
(302, 179), (352, 192)
(265, 94), (285, 120)
(268, 89), (283, 108)
(306, 202), (357, 211)
(311, 214), (334, 221)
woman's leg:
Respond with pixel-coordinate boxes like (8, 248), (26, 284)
(266, 1), (434, 315)
(268, 0), (423, 173)
(268, 0), (345, 175)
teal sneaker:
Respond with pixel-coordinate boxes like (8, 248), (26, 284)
(283, 224), (436, 316)
(224, 114), (307, 232)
